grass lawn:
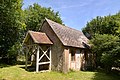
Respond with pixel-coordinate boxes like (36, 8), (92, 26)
(0, 65), (120, 80)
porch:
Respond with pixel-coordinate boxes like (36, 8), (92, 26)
(22, 31), (53, 72)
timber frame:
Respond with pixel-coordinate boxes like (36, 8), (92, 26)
(22, 19), (92, 73)
(23, 44), (52, 72)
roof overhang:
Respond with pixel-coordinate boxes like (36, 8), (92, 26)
(23, 31), (53, 45)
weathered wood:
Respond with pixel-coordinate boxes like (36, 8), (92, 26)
(49, 47), (51, 71)
(36, 46), (39, 72)
(23, 29), (53, 72)
(27, 61), (36, 63)
(23, 44), (37, 48)
(75, 49), (81, 70)
(41, 21), (65, 72)
(25, 47), (30, 70)
(63, 48), (69, 73)
(25, 51), (28, 70)
(44, 53), (50, 60)
(38, 61), (50, 65)
(36, 46), (51, 72)
(39, 46), (50, 61)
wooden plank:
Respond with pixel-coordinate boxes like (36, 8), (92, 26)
(39, 46), (50, 53)
(38, 47), (50, 61)
(44, 53), (50, 60)
(25, 47), (30, 70)
(39, 46), (44, 53)
(36, 46), (39, 72)
(63, 48), (69, 73)
(23, 44), (37, 47)
(39, 53), (45, 61)
(49, 47), (51, 71)
(38, 61), (50, 65)
(27, 61), (36, 63)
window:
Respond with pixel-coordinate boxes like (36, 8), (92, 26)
(71, 49), (75, 61)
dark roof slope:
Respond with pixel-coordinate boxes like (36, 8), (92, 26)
(24, 31), (53, 45)
(45, 18), (89, 48)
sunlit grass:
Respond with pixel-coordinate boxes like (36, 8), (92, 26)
(0, 65), (119, 80)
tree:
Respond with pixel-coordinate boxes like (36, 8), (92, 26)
(90, 34), (120, 72)
(0, 0), (24, 63)
(24, 3), (63, 31)
(0, 1), (63, 64)
(82, 13), (120, 38)
(83, 12), (120, 72)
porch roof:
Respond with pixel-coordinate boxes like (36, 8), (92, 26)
(23, 31), (53, 45)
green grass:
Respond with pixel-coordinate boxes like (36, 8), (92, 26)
(0, 65), (120, 80)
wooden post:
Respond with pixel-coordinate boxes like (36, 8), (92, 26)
(49, 47), (51, 71)
(25, 47), (29, 70)
(63, 48), (69, 73)
(36, 45), (39, 72)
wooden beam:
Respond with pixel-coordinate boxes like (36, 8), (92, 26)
(38, 47), (50, 61)
(25, 47), (30, 70)
(35, 46), (51, 72)
(36, 46), (39, 72)
(38, 53), (45, 62)
(44, 53), (50, 60)
(23, 44), (37, 47)
(49, 47), (51, 71)
(38, 61), (50, 65)
(27, 61), (36, 63)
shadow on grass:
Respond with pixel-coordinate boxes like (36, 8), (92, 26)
(91, 71), (120, 80)
(0, 64), (11, 68)
(20, 64), (50, 72)
(20, 66), (36, 72)
(16, 61), (25, 65)
(0, 61), (25, 68)
(0, 60), (36, 72)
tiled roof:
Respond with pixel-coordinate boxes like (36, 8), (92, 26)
(45, 18), (89, 48)
(24, 31), (53, 45)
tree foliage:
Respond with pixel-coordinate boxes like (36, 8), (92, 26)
(82, 12), (120, 38)
(0, 1), (63, 64)
(24, 3), (62, 31)
(90, 34), (120, 71)
(83, 12), (120, 72)
(0, 0), (24, 60)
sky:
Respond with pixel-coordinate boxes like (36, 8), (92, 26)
(23, 0), (120, 31)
